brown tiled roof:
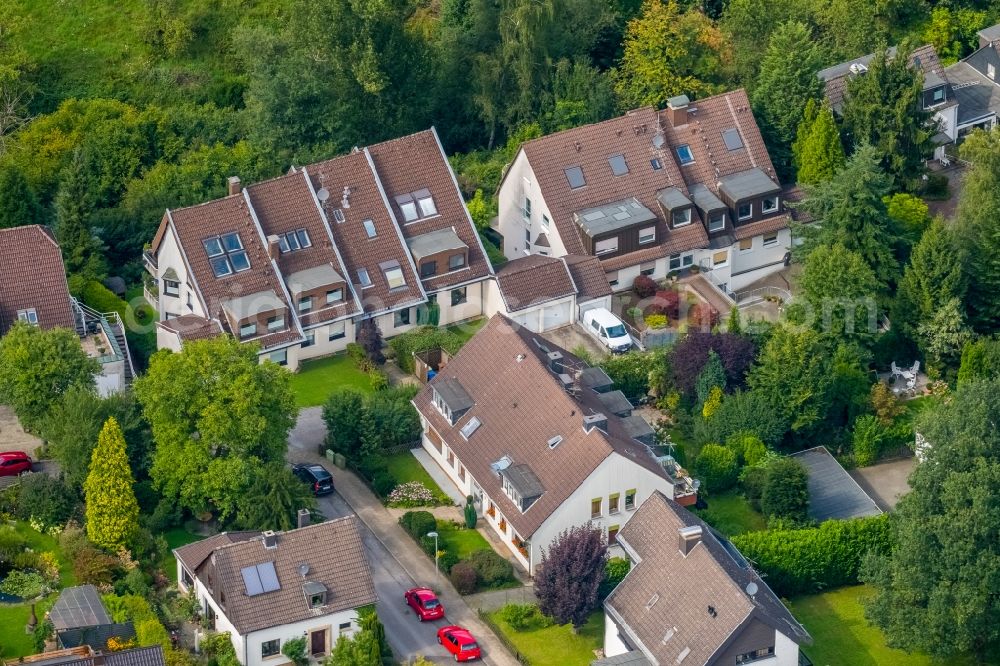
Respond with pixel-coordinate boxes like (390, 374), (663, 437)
(174, 531), (260, 573)
(563, 255), (612, 301)
(167, 196), (301, 351)
(412, 315), (670, 538)
(246, 171), (360, 326)
(184, 518), (377, 635)
(155, 314), (224, 342)
(732, 214), (791, 241)
(367, 129), (493, 292)
(0, 225), (75, 334)
(495, 255), (576, 312)
(821, 44), (945, 112)
(306, 151), (425, 314)
(607, 492), (809, 665)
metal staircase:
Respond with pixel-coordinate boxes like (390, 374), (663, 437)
(70, 298), (136, 384)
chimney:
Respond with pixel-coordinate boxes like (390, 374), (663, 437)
(266, 235), (281, 261)
(228, 176), (241, 196)
(263, 530), (278, 549)
(678, 525), (703, 556)
(583, 413), (608, 433)
(93, 656), (106, 666)
(547, 351), (564, 373)
(297, 508), (310, 529)
(667, 94), (690, 127)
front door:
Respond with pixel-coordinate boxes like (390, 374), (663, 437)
(310, 629), (328, 656)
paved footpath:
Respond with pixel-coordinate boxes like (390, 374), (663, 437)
(289, 408), (519, 666)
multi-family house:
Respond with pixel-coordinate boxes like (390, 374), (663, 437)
(497, 89), (793, 296)
(0, 225), (134, 394)
(173, 515), (377, 666)
(146, 128), (493, 370)
(411, 315), (698, 574)
(944, 24), (1000, 138)
(595, 491), (811, 666)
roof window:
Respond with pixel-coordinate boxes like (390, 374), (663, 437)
(650, 158), (663, 171)
(564, 166), (586, 189)
(278, 229), (311, 253)
(241, 562), (280, 596)
(396, 189), (437, 222)
(203, 232), (250, 277)
(363, 219), (377, 238)
(608, 154), (629, 176)
(460, 416), (482, 440)
(383, 262), (406, 290)
(358, 268), (373, 288)
(722, 128), (744, 151)
(676, 145), (694, 165)
(547, 435), (563, 449)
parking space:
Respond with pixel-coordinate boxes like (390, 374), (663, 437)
(540, 323), (609, 361)
(791, 447), (882, 522)
(0, 405), (42, 454)
(849, 457), (915, 511)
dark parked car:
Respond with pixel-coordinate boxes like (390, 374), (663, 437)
(292, 464), (334, 496)
(0, 451), (32, 477)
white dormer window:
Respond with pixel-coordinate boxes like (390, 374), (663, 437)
(672, 208), (691, 228)
(708, 212), (725, 232)
(738, 202), (752, 221)
(400, 200), (418, 222)
(17, 309), (38, 325)
(384, 264), (406, 290)
(762, 196), (779, 214)
(417, 194), (437, 217)
(639, 227), (656, 244)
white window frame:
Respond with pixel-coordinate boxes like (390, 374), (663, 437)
(417, 195), (437, 217)
(298, 296), (313, 313)
(763, 234), (779, 247)
(738, 202), (753, 221)
(523, 197), (532, 220)
(448, 253), (466, 270)
(240, 322), (257, 338)
(595, 237), (619, 255)
(267, 315), (285, 332)
(541, 214), (550, 228)
(682, 254), (694, 267)
(676, 145), (694, 165)
(672, 208), (691, 228)
(358, 268), (373, 288)
(163, 279), (180, 297)
(326, 288), (343, 304)
(362, 219), (377, 238)
(329, 321), (346, 341)
(761, 196), (779, 214)
(385, 266), (406, 290)
(269, 349), (288, 366)
(394, 308), (411, 328)
(17, 309), (38, 325)
(638, 226), (656, 244)
(669, 254), (681, 271)
(400, 200), (419, 222)
(708, 212), (726, 232)
(990, 63), (996, 80)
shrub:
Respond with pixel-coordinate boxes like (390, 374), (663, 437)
(346, 343), (366, 366)
(387, 482), (436, 507)
(701, 385), (724, 418)
(399, 511), (437, 542)
(632, 274), (657, 298)
(852, 414), (884, 467)
(670, 332), (757, 399)
(646, 289), (680, 319)
(869, 382), (903, 424)
(357, 319), (385, 365)
(694, 444), (738, 494)
(449, 561), (478, 594)
(599, 557), (631, 599)
(388, 327), (466, 373)
(464, 502), (477, 529)
(72, 544), (120, 585)
(644, 313), (668, 329)
(15, 473), (77, 528)
(437, 550), (460, 575)
(371, 472), (396, 498)
(498, 603), (550, 630)
(281, 637), (309, 666)
(731, 515), (892, 596)
(726, 432), (767, 467)
(740, 465), (767, 511)
(696, 390), (789, 448)
(599, 352), (654, 403)
(368, 369), (389, 392)
(466, 549), (514, 587)
(689, 303), (720, 330)
(0, 570), (49, 599)
(760, 458), (809, 522)
(136, 617), (171, 648)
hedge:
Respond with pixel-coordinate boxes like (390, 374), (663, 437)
(731, 514), (892, 596)
(389, 326), (467, 373)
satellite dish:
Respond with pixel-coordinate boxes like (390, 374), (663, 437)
(652, 133), (665, 149)
(299, 563), (310, 577)
(316, 188), (330, 202)
(745, 582), (758, 597)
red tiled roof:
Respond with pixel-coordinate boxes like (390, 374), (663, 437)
(563, 255), (612, 301)
(155, 314), (224, 342)
(732, 214), (791, 241)
(367, 129), (493, 292)
(495, 255), (576, 311)
(0, 225), (75, 334)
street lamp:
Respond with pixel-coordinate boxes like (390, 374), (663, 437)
(427, 531), (440, 583)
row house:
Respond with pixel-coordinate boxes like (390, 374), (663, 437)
(497, 88), (794, 297)
(411, 315), (698, 574)
(146, 128), (493, 370)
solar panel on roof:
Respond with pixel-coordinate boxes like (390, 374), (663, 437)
(257, 561), (280, 592)
(241, 565), (264, 596)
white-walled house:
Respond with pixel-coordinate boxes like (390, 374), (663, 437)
(595, 492), (811, 666)
(173, 517), (377, 666)
(411, 315), (698, 574)
(496, 89), (794, 299)
(145, 128), (494, 371)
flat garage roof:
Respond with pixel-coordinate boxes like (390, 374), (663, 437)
(790, 447), (882, 522)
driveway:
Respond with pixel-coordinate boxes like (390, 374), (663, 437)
(289, 409), (518, 665)
(849, 458), (915, 511)
(541, 323), (608, 361)
(0, 405), (42, 454)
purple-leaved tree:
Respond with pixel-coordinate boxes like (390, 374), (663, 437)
(534, 524), (608, 628)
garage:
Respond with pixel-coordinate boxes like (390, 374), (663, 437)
(492, 254), (580, 333)
(540, 300), (572, 330)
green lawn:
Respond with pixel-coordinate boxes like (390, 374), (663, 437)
(159, 527), (202, 583)
(289, 354), (374, 408)
(486, 608), (603, 666)
(446, 317), (486, 344)
(436, 519), (491, 560)
(384, 452), (453, 505)
(694, 490), (767, 537)
(789, 585), (983, 666)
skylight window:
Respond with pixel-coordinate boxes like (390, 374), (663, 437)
(722, 128), (744, 151)
(564, 166), (586, 189)
(547, 435), (563, 449)
(396, 190), (437, 222)
(333, 208), (346, 224)
(363, 219), (377, 238)
(676, 145), (694, 165)
(241, 562), (280, 597)
(460, 416), (482, 440)
(650, 158), (663, 171)
(417, 192), (437, 217)
(400, 200), (418, 222)
(358, 268), (372, 288)
(609, 154), (629, 176)
(278, 229), (312, 253)
(384, 265), (406, 289)
(203, 232), (250, 277)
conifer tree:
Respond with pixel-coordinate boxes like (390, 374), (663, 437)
(895, 219), (965, 337)
(84, 417), (140, 551)
(54, 148), (106, 288)
(793, 100), (845, 185)
(956, 128), (1000, 332)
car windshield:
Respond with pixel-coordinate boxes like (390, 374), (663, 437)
(424, 599), (439, 608)
(606, 324), (627, 338)
(461, 643), (478, 651)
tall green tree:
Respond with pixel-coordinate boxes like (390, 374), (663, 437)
(235, 464), (315, 531)
(84, 417), (140, 551)
(792, 100), (846, 185)
(917, 298), (973, 379)
(720, 0), (810, 85)
(751, 21), (825, 179)
(862, 378), (1000, 659)
(958, 337), (1000, 386)
(956, 128), (1000, 332)
(797, 243), (880, 343)
(0, 323), (99, 430)
(133, 337), (296, 520)
(0, 165), (42, 229)
(841, 46), (934, 185)
(54, 148), (106, 288)
(794, 144), (899, 291)
(895, 219), (965, 338)
(613, 0), (723, 109)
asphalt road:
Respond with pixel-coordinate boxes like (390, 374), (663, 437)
(316, 490), (473, 664)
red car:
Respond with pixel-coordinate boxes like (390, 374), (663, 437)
(404, 587), (444, 621)
(437, 625), (481, 662)
(0, 451), (31, 477)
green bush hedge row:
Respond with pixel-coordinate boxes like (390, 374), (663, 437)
(388, 326), (467, 373)
(731, 514), (892, 596)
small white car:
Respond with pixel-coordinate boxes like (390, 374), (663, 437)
(583, 308), (632, 353)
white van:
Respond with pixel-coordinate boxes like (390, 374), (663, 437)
(583, 308), (633, 353)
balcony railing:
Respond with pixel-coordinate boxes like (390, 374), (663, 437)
(142, 250), (157, 275)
